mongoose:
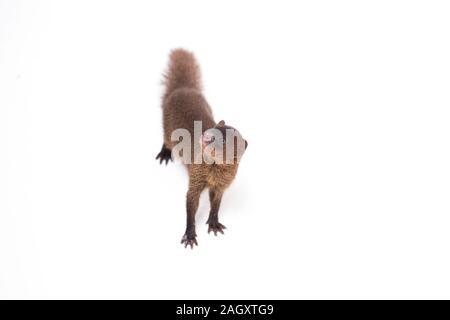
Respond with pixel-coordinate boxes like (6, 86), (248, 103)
(156, 49), (247, 248)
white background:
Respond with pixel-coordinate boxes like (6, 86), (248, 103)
(1, 0), (450, 299)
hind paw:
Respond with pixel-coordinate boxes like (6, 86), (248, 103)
(181, 232), (198, 249)
(207, 221), (226, 236)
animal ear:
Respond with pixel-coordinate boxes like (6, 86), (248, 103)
(245, 140), (248, 149)
(217, 120), (225, 126)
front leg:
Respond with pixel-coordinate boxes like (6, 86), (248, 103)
(206, 188), (226, 236)
(181, 183), (205, 248)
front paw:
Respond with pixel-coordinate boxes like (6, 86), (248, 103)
(155, 146), (172, 165)
(207, 221), (226, 236)
(181, 231), (198, 249)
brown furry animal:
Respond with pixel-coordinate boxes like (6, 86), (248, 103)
(156, 49), (247, 248)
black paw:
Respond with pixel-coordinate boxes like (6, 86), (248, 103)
(181, 232), (198, 249)
(156, 145), (172, 165)
(207, 221), (226, 236)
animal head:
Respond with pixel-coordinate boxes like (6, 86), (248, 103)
(200, 120), (247, 164)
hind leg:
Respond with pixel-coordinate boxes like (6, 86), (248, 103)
(155, 144), (172, 165)
(206, 188), (226, 236)
(181, 181), (206, 249)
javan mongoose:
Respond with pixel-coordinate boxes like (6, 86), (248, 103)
(156, 49), (248, 248)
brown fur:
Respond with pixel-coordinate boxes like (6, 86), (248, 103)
(156, 48), (247, 248)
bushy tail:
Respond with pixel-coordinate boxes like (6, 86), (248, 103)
(162, 48), (202, 99)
